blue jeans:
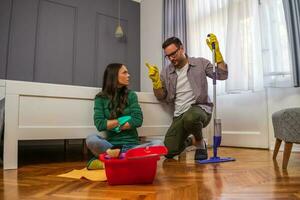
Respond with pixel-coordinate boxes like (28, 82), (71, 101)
(86, 134), (163, 157)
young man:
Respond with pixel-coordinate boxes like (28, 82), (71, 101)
(145, 34), (228, 160)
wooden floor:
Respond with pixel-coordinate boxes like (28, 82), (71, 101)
(1, 144), (300, 200)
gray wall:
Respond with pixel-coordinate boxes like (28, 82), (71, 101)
(140, 0), (163, 92)
(0, 0), (140, 90)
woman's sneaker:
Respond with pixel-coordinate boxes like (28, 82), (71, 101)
(87, 157), (104, 170)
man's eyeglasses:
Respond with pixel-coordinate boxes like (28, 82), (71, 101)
(165, 48), (180, 59)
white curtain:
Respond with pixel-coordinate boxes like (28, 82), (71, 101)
(260, 0), (293, 87)
(186, 0), (228, 94)
(186, 0), (293, 94)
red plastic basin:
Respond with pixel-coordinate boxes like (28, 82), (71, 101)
(99, 146), (167, 185)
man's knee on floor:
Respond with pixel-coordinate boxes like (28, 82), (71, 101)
(164, 140), (182, 158)
(165, 153), (178, 159)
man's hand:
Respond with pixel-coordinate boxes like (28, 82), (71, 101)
(206, 33), (224, 63)
(145, 62), (162, 89)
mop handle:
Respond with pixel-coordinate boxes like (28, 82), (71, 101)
(207, 34), (217, 120)
(212, 46), (217, 121)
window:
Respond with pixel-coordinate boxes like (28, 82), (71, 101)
(186, 0), (293, 94)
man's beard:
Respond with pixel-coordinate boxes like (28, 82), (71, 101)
(172, 60), (178, 67)
(173, 59), (184, 68)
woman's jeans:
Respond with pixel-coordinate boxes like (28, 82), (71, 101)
(86, 134), (163, 157)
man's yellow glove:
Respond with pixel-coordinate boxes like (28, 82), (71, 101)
(145, 62), (162, 89)
(206, 33), (224, 63)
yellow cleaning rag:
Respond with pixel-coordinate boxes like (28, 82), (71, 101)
(58, 167), (107, 181)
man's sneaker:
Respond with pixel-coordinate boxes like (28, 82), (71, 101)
(194, 142), (208, 160)
(87, 157), (104, 170)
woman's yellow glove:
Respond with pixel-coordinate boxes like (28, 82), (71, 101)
(206, 33), (224, 63)
(145, 62), (162, 89)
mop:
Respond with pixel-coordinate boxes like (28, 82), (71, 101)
(198, 35), (235, 164)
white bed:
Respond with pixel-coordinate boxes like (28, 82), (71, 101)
(3, 80), (173, 169)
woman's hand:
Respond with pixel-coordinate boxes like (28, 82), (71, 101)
(107, 119), (119, 130)
(120, 122), (131, 130)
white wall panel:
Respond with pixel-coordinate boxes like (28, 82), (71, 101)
(217, 91), (269, 148)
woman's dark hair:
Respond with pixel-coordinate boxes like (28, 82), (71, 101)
(96, 63), (129, 119)
(162, 37), (183, 49)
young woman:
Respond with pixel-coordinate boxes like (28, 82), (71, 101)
(86, 63), (161, 169)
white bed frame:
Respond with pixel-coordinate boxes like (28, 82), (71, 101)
(3, 80), (173, 169)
